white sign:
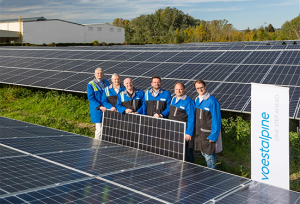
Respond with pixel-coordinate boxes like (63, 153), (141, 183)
(251, 83), (289, 190)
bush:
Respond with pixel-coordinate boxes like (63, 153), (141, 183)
(92, 40), (99, 46)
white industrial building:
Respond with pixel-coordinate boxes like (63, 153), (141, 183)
(0, 17), (125, 44)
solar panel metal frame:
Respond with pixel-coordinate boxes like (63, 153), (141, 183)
(102, 110), (186, 161)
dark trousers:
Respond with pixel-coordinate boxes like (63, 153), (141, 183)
(185, 147), (195, 163)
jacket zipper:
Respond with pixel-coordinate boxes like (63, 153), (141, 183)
(174, 107), (178, 117)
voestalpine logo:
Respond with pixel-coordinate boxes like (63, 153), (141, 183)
(251, 83), (289, 190)
(260, 112), (271, 180)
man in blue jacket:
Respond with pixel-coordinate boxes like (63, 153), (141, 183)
(116, 78), (144, 114)
(169, 82), (195, 163)
(102, 73), (126, 112)
(194, 79), (222, 169)
(87, 68), (110, 139)
(141, 76), (172, 118)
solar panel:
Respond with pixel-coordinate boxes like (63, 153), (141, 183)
(102, 110), (186, 160)
(217, 181), (300, 203)
(0, 46), (300, 119)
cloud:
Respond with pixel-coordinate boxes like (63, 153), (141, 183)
(0, 0), (249, 24)
(187, 7), (243, 12)
(258, 1), (298, 7)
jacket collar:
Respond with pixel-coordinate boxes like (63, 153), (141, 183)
(199, 92), (210, 100)
(109, 84), (124, 89)
(176, 94), (187, 101)
(124, 88), (138, 95)
(149, 88), (163, 94)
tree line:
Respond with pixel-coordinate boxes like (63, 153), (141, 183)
(111, 7), (300, 44)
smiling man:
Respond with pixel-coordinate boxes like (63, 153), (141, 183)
(194, 79), (222, 169)
(116, 78), (144, 114)
(141, 76), (171, 118)
(87, 68), (110, 139)
(169, 82), (195, 163)
(102, 73), (126, 112)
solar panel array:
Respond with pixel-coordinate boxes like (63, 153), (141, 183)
(0, 41), (299, 119)
(1, 116), (300, 203)
(102, 110), (186, 160)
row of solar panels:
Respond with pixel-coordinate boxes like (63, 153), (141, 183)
(2, 44), (300, 51)
(0, 47), (299, 119)
(1, 49), (300, 66)
(2, 117), (299, 203)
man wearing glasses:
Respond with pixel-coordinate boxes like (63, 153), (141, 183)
(194, 79), (222, 169)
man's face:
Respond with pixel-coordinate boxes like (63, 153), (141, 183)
(195, 83), (206, 96)
(174, 84), (185, 97)
(94, 70), (104, 80)
(151, 78), (161, 90)
(111, 75), (121, 86)
(124, 78), (133, 91)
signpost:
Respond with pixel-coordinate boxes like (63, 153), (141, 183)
(251, 83), (289, 190)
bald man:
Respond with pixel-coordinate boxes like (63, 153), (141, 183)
(116, 78), (144, 114)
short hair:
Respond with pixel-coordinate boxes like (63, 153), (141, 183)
(194, 79), (206, 87)
(95, 68), (103, 72)
(123, 78), (132, 83)
(111, 73), (120, 79)
(151, 76), (161, 82)
(174, 82), (185, 89)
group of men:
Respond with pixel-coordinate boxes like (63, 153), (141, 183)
(87, 68), (222, 169)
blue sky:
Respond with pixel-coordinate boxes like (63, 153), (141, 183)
(0, 0), (299, 30)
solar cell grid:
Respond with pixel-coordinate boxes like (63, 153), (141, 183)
(166, 52), (200, 62)
(103, 162), (250, 203)
(0, 178), (162, 204)
(111, 52), (141, 61)
(217, 181), (300, 204)
(131, 77), (152, 91)
(215, 51), (251, 64)
(65, 80), (90, 92)
(226, 64), (271, 83)
(0, 136), (103, 155)
(102, 110), (186, 160)
(263, 65), (300, 86)
(145, 52), (180, 62)
(0, 145), (26, 158)
(243, 51), (281, 64)
(0, 117), (36, 127)
(95, 51), (125, 60)
(289, 87), (300, 118)
(142, 63), (182, 77)
(128, 52), (160, 61)
(0, 155), (88, 195)
(166, 63), (208, 79)
(196, 64), (237, 82)
(189, 51), (224, 63)
(213, 83), (251, 111)
(119, 62), (158, 76)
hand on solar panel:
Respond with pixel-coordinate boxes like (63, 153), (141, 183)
(185, 134), (192, 141)
(153, 113), (161, 118)
(125, 109), (133, 113)
(100, 106), (107, 113)
(110, 107), (117, 112)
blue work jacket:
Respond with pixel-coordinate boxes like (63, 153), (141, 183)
(116, 88), (144, 114)
(141, 88), (172, 117)
(87, 78), (109, 123)
(169, 95), (195, 137)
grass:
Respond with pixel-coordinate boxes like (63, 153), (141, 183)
(0, 85), (299, 192)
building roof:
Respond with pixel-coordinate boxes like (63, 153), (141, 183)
(0, 17), (47, 23)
